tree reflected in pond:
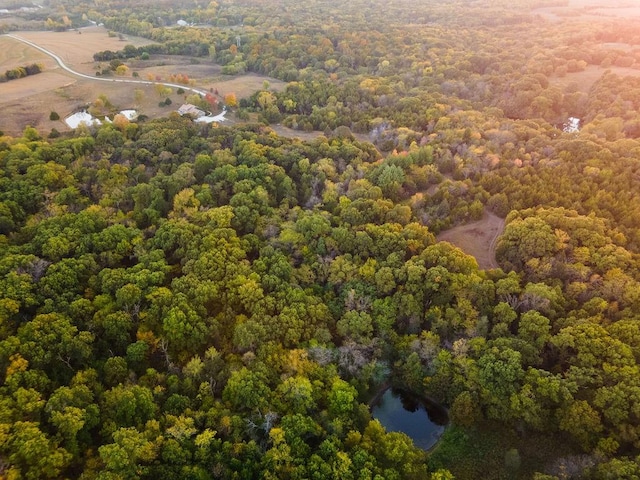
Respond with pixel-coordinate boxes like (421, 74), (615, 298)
(371, 388), (448, 450)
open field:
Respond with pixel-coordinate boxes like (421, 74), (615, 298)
(269, 123), (371, 143)
(550, 64), (640, 93)
(436, 210), (505, 270)
(591, 6), (640, 18)
(533, 0), (640, 22)
(0, 70), (74, 102)
(213, 75), (285, 99)
(17, 27), (155, 75)
(130, 58), (286, 99)
(0, 78), (168, 135)
(0, 35), (55, 70)
(0, 29), (284, 135)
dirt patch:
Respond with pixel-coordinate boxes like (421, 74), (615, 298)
(436, 210), (505, 270)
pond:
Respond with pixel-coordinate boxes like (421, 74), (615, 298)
(371, 388), (448, 450)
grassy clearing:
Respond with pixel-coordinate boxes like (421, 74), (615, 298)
(436, 211), (505, 270)
(550, 64), (640, 93)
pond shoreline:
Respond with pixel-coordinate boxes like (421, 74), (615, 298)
(367, 380), (391, 408)
(369, 383), (449, 420)
(369, 385), (450, 451)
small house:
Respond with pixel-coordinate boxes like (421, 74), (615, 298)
(178, 104), (206, 118)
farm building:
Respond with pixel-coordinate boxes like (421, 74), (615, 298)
(178, 104), (206, 118)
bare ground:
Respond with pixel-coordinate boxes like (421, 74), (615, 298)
(436, 210), (505, 270)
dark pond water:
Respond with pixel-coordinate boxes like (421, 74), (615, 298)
(371, 388), (448, 450)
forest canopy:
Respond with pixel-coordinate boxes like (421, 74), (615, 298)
(2, 0), (640, 479)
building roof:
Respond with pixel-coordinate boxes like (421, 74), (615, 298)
(178, 104), (206, 118)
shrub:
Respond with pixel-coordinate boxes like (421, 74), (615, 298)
(49, 111), (60, 121)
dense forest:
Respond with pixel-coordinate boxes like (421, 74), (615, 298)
(3, 0), (640, 478)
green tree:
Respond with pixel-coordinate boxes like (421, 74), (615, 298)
(98, 427), (159, 478)
(223, 367), (270, 411)
(477, 347), (524, 419)
(2, 422), (71, 479)
(559, 400), (603, 451)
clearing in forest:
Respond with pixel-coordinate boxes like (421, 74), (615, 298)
(436, 210), (505, 270)
(551, 64), (640, 93)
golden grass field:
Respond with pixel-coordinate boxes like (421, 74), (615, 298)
(0, 35), (55, 70)
(551, 64), (640, 93)
(16, 27), (154, 72)
(0, 26), (284, 135)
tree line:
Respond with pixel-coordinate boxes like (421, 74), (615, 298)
(0, 63), (43, 83)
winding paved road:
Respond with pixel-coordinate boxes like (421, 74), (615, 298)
(5, 33), (209, 97)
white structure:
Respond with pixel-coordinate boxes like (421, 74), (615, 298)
(65, 111), (102, 128)
(119, 109), (138, 120)
(563, 117), (580, 133)
(177, 19), (188, 27)
(195, 107), (227, 124)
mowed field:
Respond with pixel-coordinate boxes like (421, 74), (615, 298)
(551, 64), (640, 93)
(436, 211), (505, 270)
(17, 27), (154, 75)
(0, 26), (285, 135)
(0, 35), (56, 71)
